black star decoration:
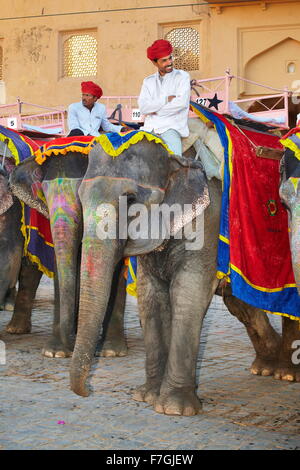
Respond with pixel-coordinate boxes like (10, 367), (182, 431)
(207, 93), (223, 111)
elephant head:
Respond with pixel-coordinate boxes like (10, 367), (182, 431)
(70, 139), (208, 397)
(279, 148), (300, 293)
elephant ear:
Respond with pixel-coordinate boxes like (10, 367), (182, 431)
(163, 155), (210, 241)
(9, 156), (49, 219)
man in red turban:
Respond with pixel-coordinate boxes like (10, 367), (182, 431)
(138, 39), (191, 155)
(81, 81), (103, 99)
(67, 81), (124, 136)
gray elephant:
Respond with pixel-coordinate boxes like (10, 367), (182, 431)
(6, 151), (127, 358)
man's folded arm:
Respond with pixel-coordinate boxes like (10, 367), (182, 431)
(138, 82), (166, 115)
(157, 77), (191, 117)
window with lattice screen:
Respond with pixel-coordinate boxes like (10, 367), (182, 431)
(0, 47), (3, 80)
(63, 33), (97, 78)
(165, 27), (200, 71)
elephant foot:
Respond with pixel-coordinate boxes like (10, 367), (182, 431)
(132, 381), (161, 405)
(154, 387), (202, 416)
(250, 355), (278, 377)
(6, 319), (31, 334)
(42, 337), (72, 358)
(96, 337), (128, 357)
(274, 364), (300, 382)
(4, 300), (15, 312)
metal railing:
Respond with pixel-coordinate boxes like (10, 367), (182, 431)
(0, 99), (66, 135)
(0, 72), (291, 135)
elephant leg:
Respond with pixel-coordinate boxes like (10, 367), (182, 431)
(133, 259), (171, 406)
(154, 265), (218, 417)
(6, 258), (42, 334)
(98, 261), (128, 357)
(223, 291), (281, 377)
(274, 317), (300, 382)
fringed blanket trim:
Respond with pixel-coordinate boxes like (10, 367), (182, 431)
(93, 130), (174, 158)
(124, 257), (137, 297)
(20, 202), (55, 278)
(289, 178), (300, 193)
(34, 131), (174, 165)
(0, 126), (39, 164)
(23, 250), (54, 279)
(280, 132), (300, 161)
(35, 136), (95, 164)
(263, 311), (300, 323)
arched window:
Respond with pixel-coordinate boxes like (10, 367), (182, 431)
(165, 27), (200, 71)
(0, 47), (3, 80)
(287, 61), (296, 74)
(63, 34), (97, 78)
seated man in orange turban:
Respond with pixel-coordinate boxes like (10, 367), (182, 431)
(67, 81), (124, 136)
(138, 39), (191, 155)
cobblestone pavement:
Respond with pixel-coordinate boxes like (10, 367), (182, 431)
(0, 277), (300, 450)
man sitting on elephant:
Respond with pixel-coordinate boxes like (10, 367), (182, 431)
(67, 81), (124, 137)
(138, 39), (191, 156)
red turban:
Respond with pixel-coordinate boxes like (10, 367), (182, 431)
(81, 81), (103, 99)
(147, 39), (173, 61)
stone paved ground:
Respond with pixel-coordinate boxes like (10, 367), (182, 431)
(0, 277), (300, 450)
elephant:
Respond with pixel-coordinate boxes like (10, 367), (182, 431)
(5, 151), (128, 358)
(0, 156), (45, 334)
(10, 137), (300, 416)
(68, 138), (300, 415)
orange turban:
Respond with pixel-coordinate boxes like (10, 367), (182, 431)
(147, 39), (173, 61)
(81, 81), (103, 99)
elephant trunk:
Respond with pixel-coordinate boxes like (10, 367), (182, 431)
(70, 238), (117, 397)
(41, 179), (83, 352)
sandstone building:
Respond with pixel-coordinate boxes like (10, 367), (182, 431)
(0, 0), (299, 124)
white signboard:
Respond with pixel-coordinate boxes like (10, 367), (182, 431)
(195, 97), (209, 107)
(7, 117), (18, 129)
(131, 108), (141, 121)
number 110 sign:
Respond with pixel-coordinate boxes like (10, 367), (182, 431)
(131, 109), (141, 121)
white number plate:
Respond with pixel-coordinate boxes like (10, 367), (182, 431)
(7, 117), (18, 129)
(131, 109), (141, 121)
(195, 97), (208, 106)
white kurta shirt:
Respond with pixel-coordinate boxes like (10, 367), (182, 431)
(138, 69), (191, 137)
